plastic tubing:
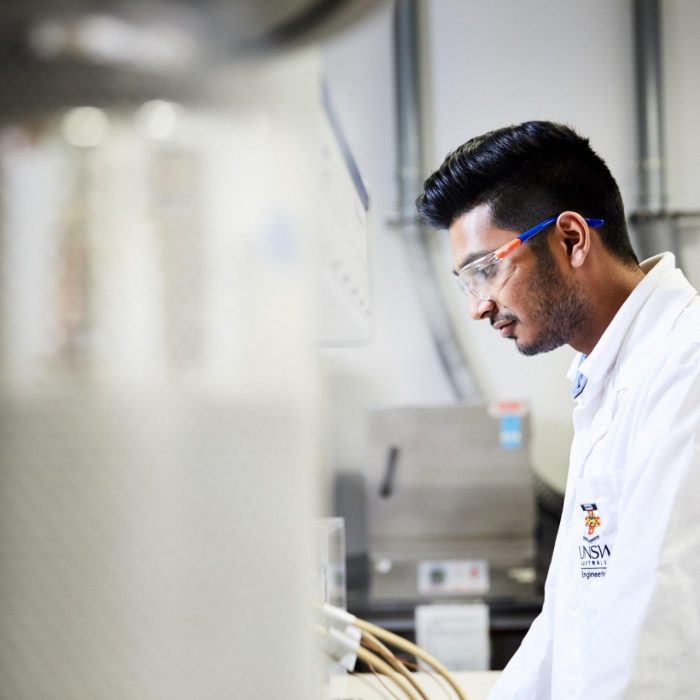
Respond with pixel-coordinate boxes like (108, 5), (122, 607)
(320, 604), (468, 700)
(316, 624), (420, 700)
(351, 618), (467, 700)
(361, 630), (431, 700)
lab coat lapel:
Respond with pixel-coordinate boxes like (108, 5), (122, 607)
(615, 267), (697, 388)
(569, 261), (697, 479)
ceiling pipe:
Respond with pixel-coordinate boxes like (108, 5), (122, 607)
(393, 0), (479, 401)
(630, 0), (681, 263)
(634, 0), (665, 213)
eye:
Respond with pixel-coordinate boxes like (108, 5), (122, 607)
(472, 263), (498, 283)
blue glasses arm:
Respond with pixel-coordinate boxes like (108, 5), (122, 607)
(517, 216), (557, 244)
(517, 216), (605, 245)
(585, 218), (605, 228)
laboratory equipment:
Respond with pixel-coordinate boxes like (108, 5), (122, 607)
(336, 403), (543, 670)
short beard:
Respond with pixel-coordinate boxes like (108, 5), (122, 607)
(515, 247), (590, 356)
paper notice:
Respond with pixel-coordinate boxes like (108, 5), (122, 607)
(415, 604), (490, 671)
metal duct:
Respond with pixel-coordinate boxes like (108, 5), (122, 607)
(393, 0), (479, 401)
(0, 0), (383, 55)
(631, 0), (680, 262)
(0, 0), (383, 122)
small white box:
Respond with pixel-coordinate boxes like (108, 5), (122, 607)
(415, 603), (490, 671)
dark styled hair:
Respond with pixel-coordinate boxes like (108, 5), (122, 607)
(416, 121), (638, 265)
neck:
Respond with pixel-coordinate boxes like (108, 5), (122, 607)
(570, 262), (646, 356)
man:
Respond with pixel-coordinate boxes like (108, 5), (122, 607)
(417, 121), (700, 699)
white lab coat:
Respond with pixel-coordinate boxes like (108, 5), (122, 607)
(489, 253), (700, 699)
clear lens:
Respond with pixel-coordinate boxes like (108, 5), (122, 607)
(457, 257), (505, 299)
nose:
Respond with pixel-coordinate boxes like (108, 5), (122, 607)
(468, 294), (496, 321)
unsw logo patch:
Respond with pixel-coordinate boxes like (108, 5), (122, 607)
(578, 502), (610, 580)
(581, 502), (601, 541)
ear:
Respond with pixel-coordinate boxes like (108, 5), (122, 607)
(555, 211), (590, 269)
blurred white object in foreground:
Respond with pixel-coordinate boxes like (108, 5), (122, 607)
(0, 49), (321, 700)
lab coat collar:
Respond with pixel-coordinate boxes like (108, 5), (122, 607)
(566, 252), (697, 396)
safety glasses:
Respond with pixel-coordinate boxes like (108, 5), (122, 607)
(455, 215), (605, 301)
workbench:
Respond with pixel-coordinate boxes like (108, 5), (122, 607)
(330, 670), (500, 700)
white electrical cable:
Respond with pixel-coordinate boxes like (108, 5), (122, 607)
(322, 602), (356, 626)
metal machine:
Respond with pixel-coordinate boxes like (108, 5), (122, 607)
(337, 404), (544, 670)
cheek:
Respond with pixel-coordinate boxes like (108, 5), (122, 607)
(498, 274), (528, 309)
(498, 275), (542, 322)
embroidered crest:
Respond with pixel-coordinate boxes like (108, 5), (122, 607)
(581, 502), (601, 535)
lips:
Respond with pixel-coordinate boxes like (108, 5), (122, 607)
(493, 319), (516, 338)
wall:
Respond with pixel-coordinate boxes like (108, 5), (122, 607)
(320, 0), (700, 491)
(320, 0), (454, 478)
(665, 0), (700, 277)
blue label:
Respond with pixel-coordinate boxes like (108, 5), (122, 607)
(499, 415), (522, 450)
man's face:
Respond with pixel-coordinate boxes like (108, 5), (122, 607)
(448, 204), (590, 355)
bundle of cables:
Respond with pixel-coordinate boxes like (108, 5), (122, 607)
(317, 603), (468, 700)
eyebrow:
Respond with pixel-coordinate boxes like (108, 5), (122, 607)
(452, 248), (492, 275)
